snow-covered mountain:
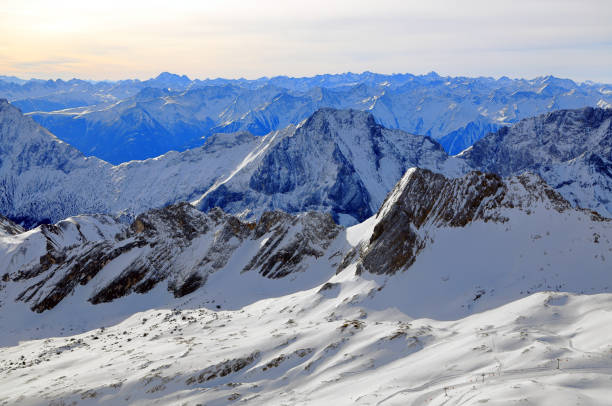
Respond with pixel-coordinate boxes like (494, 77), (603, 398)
(0, 98), (265, 227)
(3, 71), (612, 405)
(1, 168), (611, 404)
(460, 106), (612, 218)
(2, 167), (610, 332)
(8, 72), (610, 162)
(194, 108), (466, 224)
(0, 100), (465, 227)
(5, 97), (612, 227)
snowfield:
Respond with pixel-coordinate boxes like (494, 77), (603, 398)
(1, 286), (611, 405)
(1, 167), (612, 405)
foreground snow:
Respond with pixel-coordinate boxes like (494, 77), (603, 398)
(2, 168), (612, 404)
(1, 284), (611, 405)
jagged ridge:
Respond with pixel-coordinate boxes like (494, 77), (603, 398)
(342, 168), (602, 275)
(1, 203), (340, 313)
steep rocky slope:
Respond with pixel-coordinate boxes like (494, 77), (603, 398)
(195, 108), (466, 224)
(460, 107), (612, 217)
(0, 203), (340, 315)
(346, 169), (581, 276)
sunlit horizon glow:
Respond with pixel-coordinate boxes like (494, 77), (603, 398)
(1, 0), (611, 83)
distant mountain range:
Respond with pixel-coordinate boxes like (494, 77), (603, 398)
(2, 72), (610, 163)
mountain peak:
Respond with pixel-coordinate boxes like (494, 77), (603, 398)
(0, 98), (16, 112)
(154, 71), (190, 81)
(299, 108), (378, 131)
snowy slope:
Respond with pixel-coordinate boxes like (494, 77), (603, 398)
(1, 169), (612, 405)
(2, 290), (611, 406)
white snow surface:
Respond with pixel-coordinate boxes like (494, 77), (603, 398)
(1, 287), (611, 405)
(1, 170), (612, 404)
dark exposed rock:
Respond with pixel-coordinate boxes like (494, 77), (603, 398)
(170, 273), (205, 298)
(30, 240), (148, 312)
(89, 265), (149, 304)
(243, 211), (340, 279)
(6, 202), (341, 312)
(359, 169), (506, 275)
(318, 282), (339, 293)
(0, 213), (25, 235)
(185, 352), (260, 385)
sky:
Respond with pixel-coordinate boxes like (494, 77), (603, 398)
(1, 0), (611, 83)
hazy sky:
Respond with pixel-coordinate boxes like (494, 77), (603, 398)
(1, 0), (611, 82)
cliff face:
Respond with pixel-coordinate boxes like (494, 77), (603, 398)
(460, 107), (612, 217)
(196, 108), (466, 225)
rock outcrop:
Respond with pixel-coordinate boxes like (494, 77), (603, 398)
(342, 168), (596, 275)
(0, 203), (341, 312)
